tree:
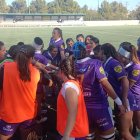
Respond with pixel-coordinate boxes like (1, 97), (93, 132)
(30, 0), (48, 13)
(10, 0), (27, 13)
(135, 5), (140, 20)
(47, 0), (80, 13)
(0, 0), (10, 13)
(110, 1), (128, 20)
(99, 0), (112, 20)
(99, 0), (128, 20)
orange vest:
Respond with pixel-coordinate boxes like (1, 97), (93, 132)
(57, 80), (89, 138)
(0, 62), (40, 123)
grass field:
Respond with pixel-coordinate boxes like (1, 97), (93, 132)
(1, 25), (140, 139)
(0, 25), (140, 49)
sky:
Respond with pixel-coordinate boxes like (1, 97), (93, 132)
(6, 0), (140, 10)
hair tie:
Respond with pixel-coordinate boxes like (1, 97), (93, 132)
(19, 47), (27, 55)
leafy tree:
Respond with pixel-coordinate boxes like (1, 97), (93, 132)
(10, 0), (27, 13)
(0, 0), (10, 13)
(30, 0), (48, 13)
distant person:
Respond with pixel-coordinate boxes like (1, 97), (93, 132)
(0, 41), (13, 67)
(85, 35), (94, 46)
(33, 37), (59, 70)
(44, 28), (65, 64)
(0, 41), (6, 62)
(87, 36), (99, 56)
(43, 44), (59, 66)
(76, 34), (85, 43)
(65, 38), (74, 59)
(137, 37), (140, 60)
(0, 45), (40, 140)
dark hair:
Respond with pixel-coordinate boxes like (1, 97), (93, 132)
(66, 38), (74, 45)
(76, 34), (84, 40)
(101, 43), (118, 60)
(17, 42), (24, 46)
(90, 36), (99, 45)
(85, 35), (94, 45)
(48, 44), (57, 52)
(60, 58), (77, 79)
(53, 27), (63, 39)
(0, 41), (4, 50)
(94, 45), (101, 56)
(34, 37), (43, 45)
(16, 45), (35, 82)
(119, 42), (140, 64)
(8, 45), (21, 60)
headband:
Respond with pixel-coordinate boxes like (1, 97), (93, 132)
(33, 41), (43, 50)
(118, 47), (130, 59)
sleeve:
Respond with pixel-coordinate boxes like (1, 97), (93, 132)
(61, 82), (79, 98)
(59, 42), (65, 52)
(43, 56), (49, 66)
(95, 61), (107, 82)
(112, 63), (126, 80)
(128, 68), (140, 82)
(0, 66), (4, 90)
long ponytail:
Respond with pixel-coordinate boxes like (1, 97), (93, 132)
(60, 58), (77, 80)
(16, 45), (35, 82)
(131, 45), (140, 64)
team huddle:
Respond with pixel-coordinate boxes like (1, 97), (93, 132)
(0, 27), (140, 140)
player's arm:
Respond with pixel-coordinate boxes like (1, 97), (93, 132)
(101, 79), (125, 115)
(60, 50), (65, 60)
(62, 88), (78, 139)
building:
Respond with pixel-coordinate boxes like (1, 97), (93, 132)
(0, 13), (85, 22)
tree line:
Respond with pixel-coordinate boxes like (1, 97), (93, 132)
(0, 0), (140, 20)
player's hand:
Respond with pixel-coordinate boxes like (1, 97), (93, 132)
(122, 98), (129, 112)
(48, 79), (53, 87)
(118, 105), (125, 116)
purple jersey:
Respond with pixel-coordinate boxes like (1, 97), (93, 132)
(49, 37), (65, 62)
(137, 51), (140, 60)
(65, 47), (73, 57)
(103, 57), (126, 98)
(34, 52), (48, 66)
(75, 57), (109, 109)
(126, 62), (140, 110)
(43, 51), (59, 66)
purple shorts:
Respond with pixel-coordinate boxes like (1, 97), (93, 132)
(128, 92), (140, 111)
(87, 107), (114, 132)
(0, 119), (33, 136)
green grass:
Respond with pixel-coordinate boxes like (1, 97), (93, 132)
(0, 25), (140, 49)
(0, 25), (140, 139)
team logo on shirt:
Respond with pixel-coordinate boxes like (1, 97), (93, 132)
(99, 67), (105, 74)
(114, 66), (122, 73)
(132, 70), (140, 76)
(61, 45), (64, 49)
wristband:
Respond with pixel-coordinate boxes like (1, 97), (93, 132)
(56, 67), (59, 70)
(114, 97), (122, 106)
(46, 63), (51, 67)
